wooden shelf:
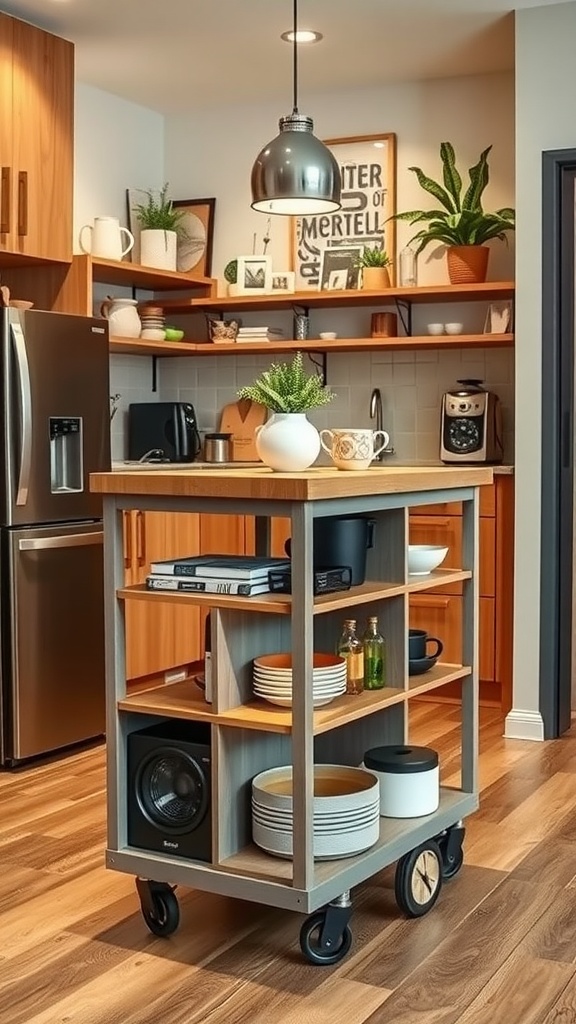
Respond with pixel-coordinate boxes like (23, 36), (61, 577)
(109, 333), (513, 357)
(220, 786), (474, 885)
(88, 255), (216, 293)
(117, 664), (470, 732)
(117, 571), (472, 616)
(158, 280), (515, 315)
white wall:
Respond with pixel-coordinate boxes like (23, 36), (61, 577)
(74, 83), (167, 458)
(161, 73), (514, 459)
(507, 1), (576, 739)
(165, 72), (515, 288)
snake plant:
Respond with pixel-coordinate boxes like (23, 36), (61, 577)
(391, 143), (515, 254)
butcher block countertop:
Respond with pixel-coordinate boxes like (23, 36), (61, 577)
(91, 464), (493, 502)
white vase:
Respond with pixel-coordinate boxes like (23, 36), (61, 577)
(140, 229), (177, 271)
(255, 413), (320, 472)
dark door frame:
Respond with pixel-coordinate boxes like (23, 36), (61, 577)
(540, 149), (576, 737)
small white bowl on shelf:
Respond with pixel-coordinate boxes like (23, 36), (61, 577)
(427, 323), (444, 336)
(408, 544), (449, 575)
(319, 331), (337, 340)
(444, 322), (464, 335)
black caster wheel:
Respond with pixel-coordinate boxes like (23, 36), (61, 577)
(438, 824), (465, 880)
(395, 839), (443, 918)
(299, 911), (353, 966)
(137, 880), (180, 937)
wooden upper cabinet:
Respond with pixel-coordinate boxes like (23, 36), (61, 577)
(0, 14), (73, 262)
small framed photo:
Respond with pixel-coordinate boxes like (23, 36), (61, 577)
(319, 245), (363, 291)
(172, 197), (216, 276)
(270, 271), (295, 294)
(483, 301), (513, 334)
(236, 255), (272, 295)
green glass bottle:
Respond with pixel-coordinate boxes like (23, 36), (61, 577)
(362, 616), (386, 689)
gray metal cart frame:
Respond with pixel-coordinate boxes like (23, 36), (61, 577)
(97, 469), (483, 963)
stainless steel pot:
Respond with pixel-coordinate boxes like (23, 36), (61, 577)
(203, 433), (232, 463)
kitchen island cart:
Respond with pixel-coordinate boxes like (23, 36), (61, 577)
(91, 464), (492, 965)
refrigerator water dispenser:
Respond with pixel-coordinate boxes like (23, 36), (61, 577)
(50, 416), (83, 492)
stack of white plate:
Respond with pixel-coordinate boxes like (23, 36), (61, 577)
(252, 653), (347, 708)
(252, 764), (380, 860)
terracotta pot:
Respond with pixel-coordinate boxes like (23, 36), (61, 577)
(446, 245), (489, 285)
(361, 266), (391, 290)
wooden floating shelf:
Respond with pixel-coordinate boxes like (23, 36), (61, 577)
(88, 255), (216, 293)
(118, 664), (471, 734)
(109, 333), (514, 357)
(117, 571), (472, 616)
(158, 280), (515, 314)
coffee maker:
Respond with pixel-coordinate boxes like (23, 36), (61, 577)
(440, 379), (503, 464)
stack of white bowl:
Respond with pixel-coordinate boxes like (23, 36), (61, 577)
(252, 764), (380, 860)
(252, 653), (347, 708)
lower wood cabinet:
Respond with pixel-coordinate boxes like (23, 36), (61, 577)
(124, 512), (251, 679)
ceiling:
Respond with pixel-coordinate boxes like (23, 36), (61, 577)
(0, 0), (571, 114)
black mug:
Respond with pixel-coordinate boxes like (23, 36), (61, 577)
(408, 629), (443, 660)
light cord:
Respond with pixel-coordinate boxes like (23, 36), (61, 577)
(292, 0), (299, 112)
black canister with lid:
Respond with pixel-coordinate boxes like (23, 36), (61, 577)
(364, 745), (439, 817)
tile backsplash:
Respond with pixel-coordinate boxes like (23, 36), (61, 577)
(110, 297), (514, 464)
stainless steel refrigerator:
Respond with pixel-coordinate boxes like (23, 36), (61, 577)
(0, 308), (110, 765)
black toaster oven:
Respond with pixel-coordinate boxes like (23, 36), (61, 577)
(128, 402), (201, 462)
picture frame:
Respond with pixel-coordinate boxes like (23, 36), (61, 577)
(483, 301), (513, 334)
(270, 270), (295, 294)
(236, 255), (272, 295)
(290, 133), (397, 290)
(172, 197), (216, 276)
(319, 245), (363, 291)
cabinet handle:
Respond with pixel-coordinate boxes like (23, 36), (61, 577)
(17, 171), (27, 236)
(123, 512), (132, 570)
(410, 595), (451, 609)
(1, 167), (10, 233)
(136, 511), (145, 567)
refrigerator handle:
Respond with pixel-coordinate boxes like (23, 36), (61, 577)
(18, 531), (103, 551)
(11, 322), (32, 506)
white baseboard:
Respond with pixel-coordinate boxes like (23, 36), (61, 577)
(504, 708), (545, 741)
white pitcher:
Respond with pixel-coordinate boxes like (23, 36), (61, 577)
(79, 217), (134, 261)
(100, 297), (141, 338)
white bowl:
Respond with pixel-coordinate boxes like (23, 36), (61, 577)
(427, 323), (444, 336)
(408, 544), (449, 575)
(252, 764), (379, 815)
(319, 331), (337, 340)
(445, 322), (464, 335)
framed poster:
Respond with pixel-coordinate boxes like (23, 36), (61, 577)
(172, 197), (216, 276)
(319, 245), (362, 290)
(290, 133), (396, 290)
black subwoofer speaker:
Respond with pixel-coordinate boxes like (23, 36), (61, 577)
(127, 720), (211, 862)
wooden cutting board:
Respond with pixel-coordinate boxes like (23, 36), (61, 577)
(218, 399), (267, 461)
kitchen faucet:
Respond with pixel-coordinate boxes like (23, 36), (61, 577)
(370, 388), (393, 459)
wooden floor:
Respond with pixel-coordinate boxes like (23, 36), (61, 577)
(2, 704), (576, 1023)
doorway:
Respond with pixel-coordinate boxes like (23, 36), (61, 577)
(540, 149), (576, 737)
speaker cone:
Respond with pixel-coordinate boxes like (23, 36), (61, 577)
(136, 746), (209, 833)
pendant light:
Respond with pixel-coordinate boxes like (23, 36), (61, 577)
(250, 0), (341, 216)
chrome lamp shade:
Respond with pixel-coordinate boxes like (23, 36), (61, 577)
(251, 113), (341, 216)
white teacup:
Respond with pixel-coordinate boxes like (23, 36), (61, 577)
(320, 427), (390, 470)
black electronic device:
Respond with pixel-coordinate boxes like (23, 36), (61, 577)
(128, 402), (201, 462)
(127, 720), (211, 862)
(268, 565), (352, 595)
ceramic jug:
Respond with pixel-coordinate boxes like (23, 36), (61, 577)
(79, 217), (134, 261)
(100, 297), (141, 338)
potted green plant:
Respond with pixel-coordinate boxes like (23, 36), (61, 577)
(355, 246), (393, 290)
(237, 351), (335, 471)
(133, 183), (186, 272)
(391, 143), (515, 284)
(224, 259), (238, 297)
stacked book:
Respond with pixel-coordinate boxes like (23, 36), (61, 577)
(236, 326), (285, 343)
(146, 554), (291, 596)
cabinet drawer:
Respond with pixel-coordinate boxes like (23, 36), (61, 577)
(413, 485), (495, 519)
